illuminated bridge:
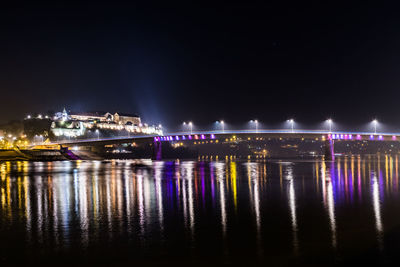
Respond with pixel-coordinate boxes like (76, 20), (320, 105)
(51, 129), (400, 160)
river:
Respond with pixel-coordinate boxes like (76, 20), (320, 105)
(0, 156), (398, 265)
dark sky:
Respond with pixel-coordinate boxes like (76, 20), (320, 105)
(1, 2), (400, 131)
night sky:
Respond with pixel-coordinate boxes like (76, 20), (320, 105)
(2, 2), (400, 131)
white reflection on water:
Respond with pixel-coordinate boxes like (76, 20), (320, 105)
(35, 177), (44, 244)
(371, 170), (384, 250)
(321, 161), (337, 249)
(187, 168), (195, 237)
(137, 172), (145, 237)
(245, 163), (261, 234)
(215, 162), (227, 235)
(143, 170), (152, 232)
(181, 162), (195, 237)
(154, 162), (164, 233)
(78, 173), (89, 247)
(245, 162), (262, 257)
(283, 164), (298, 254)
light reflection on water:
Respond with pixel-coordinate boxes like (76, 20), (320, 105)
(0, 157), (400, 265)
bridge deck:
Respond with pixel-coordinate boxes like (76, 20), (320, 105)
(51, 129), (399, 146)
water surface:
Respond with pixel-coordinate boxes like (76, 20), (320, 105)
(0, 157), (399, 266)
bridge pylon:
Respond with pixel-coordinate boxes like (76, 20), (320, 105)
(152, 141), (162, 160)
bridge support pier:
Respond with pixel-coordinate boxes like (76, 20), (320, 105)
(324, 139), (335, 161)
(152, 141), (162, 160)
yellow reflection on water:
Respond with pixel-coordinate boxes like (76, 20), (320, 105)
(230, 162), (237, 210)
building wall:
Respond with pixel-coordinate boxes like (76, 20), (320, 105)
(70, 114), (104, 121)
(114, 113), (141, 125)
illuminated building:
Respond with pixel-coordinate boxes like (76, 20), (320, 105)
(51, 121), (85, 138)
(50, 108), (162, 138)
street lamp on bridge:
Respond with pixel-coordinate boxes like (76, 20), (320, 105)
(95, 129), (100, 140)
(287, 119), (294, 133)
(250, 119), (259, 133)
(372, 119), (378, 134)
(326, 118), (333, 133)
(216, 120), (225, 133)
(183, 121), (193, 134)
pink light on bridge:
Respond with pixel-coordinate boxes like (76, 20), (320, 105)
(194, 135), (199, 140)
(201, 134), (205, 140)
(188, 135), (192, 140)
(211, 134), (216, 139)
(378, 135), (383, 140)
(392, 135), (397, 140)
(356, 134), (362, 140)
